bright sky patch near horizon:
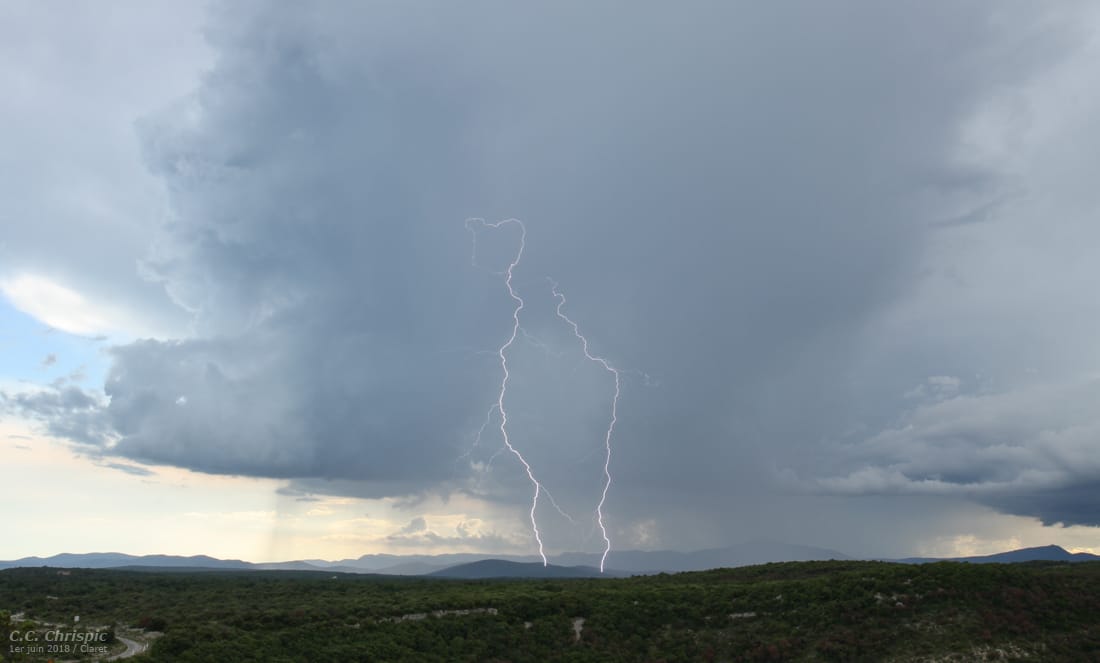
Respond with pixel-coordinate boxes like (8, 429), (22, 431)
(3, 1), (1100, 563)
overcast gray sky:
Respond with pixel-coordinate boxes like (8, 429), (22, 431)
(3, 1), (1100, 561)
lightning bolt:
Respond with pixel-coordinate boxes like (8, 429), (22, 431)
(470, 403), (576, 526)
(550, 280), (620, 573)
(466, 218), (549, 565)
(466, 218), (623, 572)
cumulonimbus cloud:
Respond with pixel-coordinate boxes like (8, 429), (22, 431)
(7, 1), (1100, 548)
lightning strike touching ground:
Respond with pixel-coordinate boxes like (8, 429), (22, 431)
(467, 218), (624, 572)
(466, 218), (549, 565)
(551, 280), (621, 573)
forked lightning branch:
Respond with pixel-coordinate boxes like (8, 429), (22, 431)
(466, 218), (623, 573)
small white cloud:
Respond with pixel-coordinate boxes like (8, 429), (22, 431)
(2, 275), (110, 336)
(1, 273), (174, 339)
(628, 518), (660, 548)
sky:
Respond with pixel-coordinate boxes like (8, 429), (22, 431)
(3, 1), (1100, 563)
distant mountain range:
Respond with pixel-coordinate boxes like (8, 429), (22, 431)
(1, 543), (1095, 577)
(0, 553), (255, 570)
(0, 542), (846, 576)
(893, 544), (1100, 564)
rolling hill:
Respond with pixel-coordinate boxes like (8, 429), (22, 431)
(428, 559), (611, 579)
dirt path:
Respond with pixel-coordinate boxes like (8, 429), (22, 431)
(106, 635), (147, 660)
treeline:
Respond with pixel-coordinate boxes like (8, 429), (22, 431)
(2, 560), (1099, 661)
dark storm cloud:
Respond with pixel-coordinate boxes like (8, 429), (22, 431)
(815, 378), (1100, 526)
(1, 386), (112, 447)
(98, 333), (480, 484)
(18, 1), (1100, 547)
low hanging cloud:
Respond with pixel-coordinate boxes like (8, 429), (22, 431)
(386, 516), (516, 550)
(814, 378), (1100, 527)
(399, 517), (428, 535)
